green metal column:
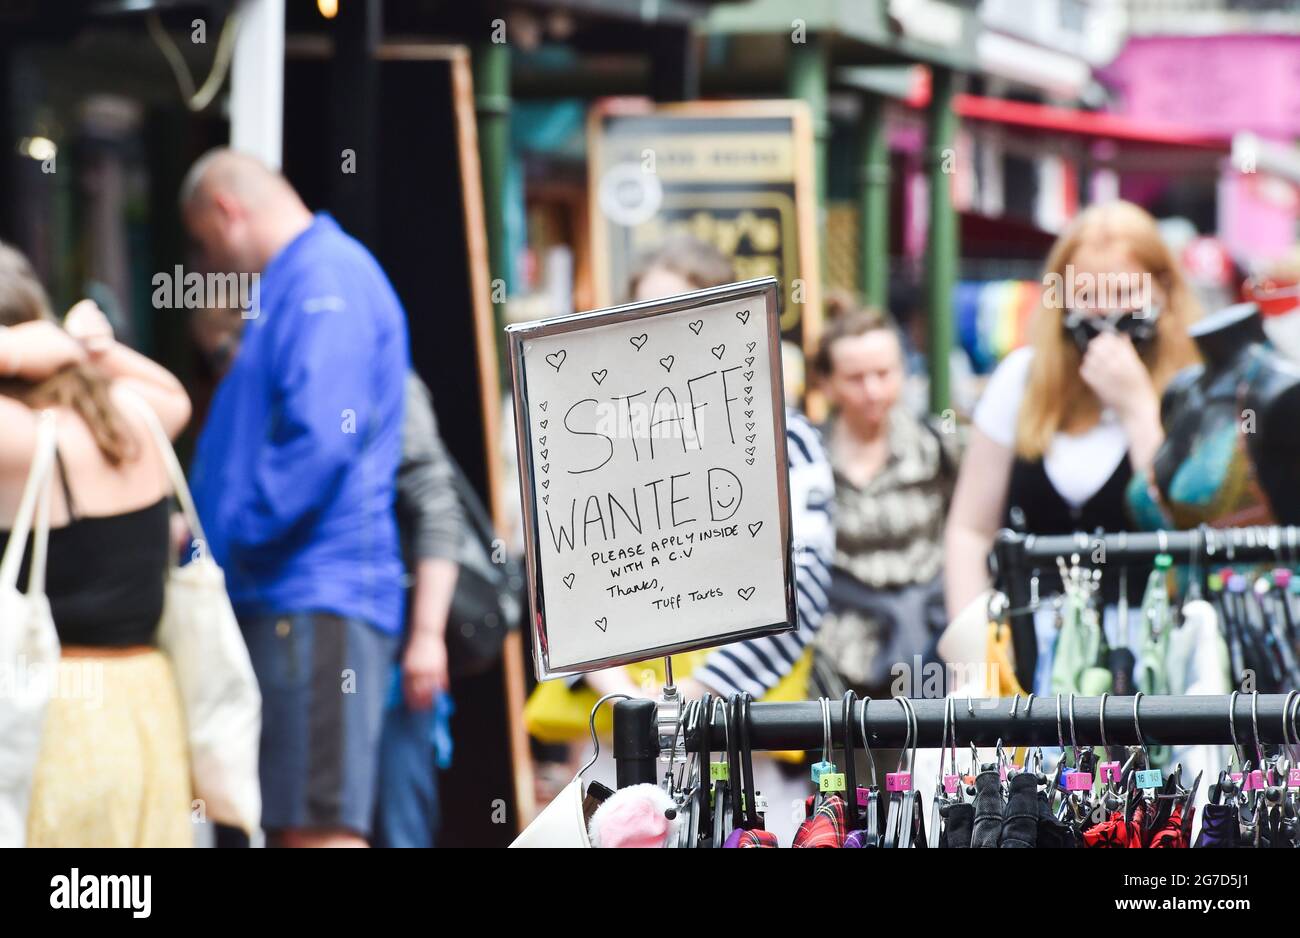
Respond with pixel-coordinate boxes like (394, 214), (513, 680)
(924, 66), (958, 416)
(786, 35), (829, 212)
(473, 39), (511, 332)
(857, 93), (890, 311)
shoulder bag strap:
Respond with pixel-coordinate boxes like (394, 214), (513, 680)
(115, 388), (208, 549)
(0, 410), (57, 596)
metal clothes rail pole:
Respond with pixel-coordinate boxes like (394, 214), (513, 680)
(611, 695), (1297, 786)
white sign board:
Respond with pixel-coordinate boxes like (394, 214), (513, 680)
(507, 279), (796, 680)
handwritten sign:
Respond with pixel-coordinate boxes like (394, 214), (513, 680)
(507, 279), (796, 679)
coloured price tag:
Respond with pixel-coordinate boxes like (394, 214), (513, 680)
(709, 762), (729, 782)
(885, 772), (912, 792)
(1066, 772), (1094, 792)
(1099, 762), (1121, 784)
(819, 773), (846, 793)
(1230, 772), (1243, 785)
(1288, 769), (1300, 788)
(943, 774), (961, 794)
(1244, 769), (1265, 791)
(811, 761), (835, 784)
(1135, 769), (1163, 789)
(857, 787), (872, 807)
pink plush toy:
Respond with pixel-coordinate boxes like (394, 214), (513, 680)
(587, 783), (680, 848)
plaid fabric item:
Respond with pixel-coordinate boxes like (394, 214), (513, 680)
(793, 794), (847, 848)
(736, 829), (780, 848)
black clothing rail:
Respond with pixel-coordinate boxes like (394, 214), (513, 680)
(992, 526), (1300, 689)
(612, 694), (1298, 787)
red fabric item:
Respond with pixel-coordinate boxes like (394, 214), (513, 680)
(737, 829), (780, 848)
(1082, 803), (1190, 849)
(793, 794), (847, 848)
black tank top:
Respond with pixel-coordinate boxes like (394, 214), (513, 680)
(0, 451), (169, 647)
(1004, 456), (1145, 606)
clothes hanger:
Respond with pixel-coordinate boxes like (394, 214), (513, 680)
(882, 697), (913, 850)
(857, 695), (882, 847)
(842, 690), (860, 830)
(713, 697), (733, 847)
(810, 696), (838, 813)
(929, 696), (950, 848)
(726, 693), (745, 834)
(895, 696), (926, 849)
(739, 692), (761, 829)
(695, 693), (714, 847)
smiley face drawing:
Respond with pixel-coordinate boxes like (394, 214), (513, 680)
(707, 467), (743, 521)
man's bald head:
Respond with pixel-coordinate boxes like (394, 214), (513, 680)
(181, 148), (312, 274)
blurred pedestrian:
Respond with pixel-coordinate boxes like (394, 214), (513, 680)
(813, 292), (957, 698)
(182, 149), (409, 848)
(0, 243), (193, 846)
(944, 201), (1201, 621)
(373, 372), (464, 849)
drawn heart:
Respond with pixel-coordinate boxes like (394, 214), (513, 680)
(744, 371), (754, 381)
(745, 397), (753, 406)
(711, 344), (726, 360)
(689, 320), (703, 335)
(736, 310), (750, 325)
(745, 357), (755, 367)
(539, 436), (547, 446)
(746, 423), (755, 431)
(592, 369), (608, 385)
(542, 464), (550, 473)
(746, 458), (755, 465)
(594, 617), (608, 633)
(745, 411), (753, 418)
(743, 387), (752, 395)
(738, 587), (755, 601)
(541, 449), (548, 460)
(563, 573), (575, 589)
(746, 342), (756, 353)
(542, 495), (549, 504)
(540, 419), (549, 429)
(542, 479), (550, 489)
(630, 334), (648, 350)
(746, 447), (755, 456)
(746, 435), (756, 443)
(539, 401), (548, 411)
(748, 521), (763, 537)
(545, 350), (566, 371)
(660, 355), (675, 372)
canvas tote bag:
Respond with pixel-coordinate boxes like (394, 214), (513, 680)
(0, 411), (61, 847)
(122, 390), (262, 834)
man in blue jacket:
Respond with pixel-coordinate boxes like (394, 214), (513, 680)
(182, 149), (409, 848)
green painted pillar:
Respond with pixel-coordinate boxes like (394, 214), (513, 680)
(786, 36), (829, 213)
(473, 39), (511, 332)
(857, 94), (890, 311)
(925, 66), (958, 416)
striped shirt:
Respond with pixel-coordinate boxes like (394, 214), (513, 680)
(692, 411), (835, 697)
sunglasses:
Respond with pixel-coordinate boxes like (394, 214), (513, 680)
(1061, 305), (1162, 354)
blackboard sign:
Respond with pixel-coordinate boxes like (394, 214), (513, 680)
(507, 278), (796, 679)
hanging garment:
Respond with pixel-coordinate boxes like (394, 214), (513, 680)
(1194, 803), (1240, 849)
(1035, 791), (1076, 849)
(939, 801), (974, 848)
(1083, 803), (1190, 849)
(736, 829), (780, 848)
(998, 773), (1040, 848)
(970, 770), (1005, 848)
(793, 793), (847, 848)
(1049, 587), (1104, 697)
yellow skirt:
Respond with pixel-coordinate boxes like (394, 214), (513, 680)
(26, 649), (193, 848)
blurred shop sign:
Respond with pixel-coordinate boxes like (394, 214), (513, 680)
(588, 98), (822, 377)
